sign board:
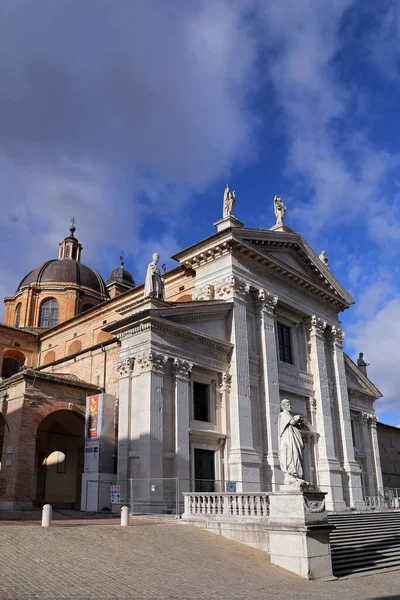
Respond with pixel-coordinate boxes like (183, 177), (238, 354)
(111, 485), (121, 503)
(84, 441), (99, 473)
(226, 481), (237, 493)
(88, 395), (99, 438)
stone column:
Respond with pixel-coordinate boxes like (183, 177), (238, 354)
(307, 315), (345, 511)
(173, 359), (193, 494)
(135, 351), (169, 507)
(116, 357), (134, 503)
(218, 372), (232, 484)
(214, 276), (260, 489)
(255, 289), (282, 488)
(329, 327), (364, 508)
(363, 413), (384, 498)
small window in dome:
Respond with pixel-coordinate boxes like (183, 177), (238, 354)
(15, 304), (22, 328)
(65, 247), (70, 258)
(72, 246), (77, 259)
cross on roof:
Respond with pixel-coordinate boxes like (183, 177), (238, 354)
(70, 216), (76, 227)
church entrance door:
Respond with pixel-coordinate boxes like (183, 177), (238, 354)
(194, 449), (215, 492)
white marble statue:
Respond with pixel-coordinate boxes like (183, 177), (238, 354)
(144, 253), (164, 299)
(319, 250), (330, 270)
(278, 399), (305, 484)
(274, 195), (286, 226)
(357, 352), (370, 377)
(223, 184), (236, 218)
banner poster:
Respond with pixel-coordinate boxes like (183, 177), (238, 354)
(88, 394), (99, 438)
(111, 485), (121, 503)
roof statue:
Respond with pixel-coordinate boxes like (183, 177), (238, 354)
(319, 250), (330, 270)
(223, 184), (236, 218)
(357, 352), (370, 377)
(144, 252), (165, 300)
(274, 195), (286, 226)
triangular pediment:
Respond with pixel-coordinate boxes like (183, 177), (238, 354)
(344, 354), (382, 399)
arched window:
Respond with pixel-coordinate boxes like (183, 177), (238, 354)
(39, 298), (59, 328)
(15, 304), (22, 328)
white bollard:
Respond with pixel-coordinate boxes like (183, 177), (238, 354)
(42, 504), (52, 527)
(121, 505), (129, 527)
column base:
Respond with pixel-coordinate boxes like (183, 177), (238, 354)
(228, 448), (261, 490)
(342, 462), (364, 508)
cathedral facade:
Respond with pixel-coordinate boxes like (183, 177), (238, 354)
(0, 203), (383, 511)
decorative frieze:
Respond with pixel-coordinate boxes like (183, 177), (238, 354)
(214, 275), (250, 301)
(172, 358), (193, 379)
(304, 497), (326, 513)
(136, 351), (169, 373)
(192, 284), (214, 301)
(307, 314), (327, 337)
(116, 357), (134, 378)
(254, 289), (278, 314)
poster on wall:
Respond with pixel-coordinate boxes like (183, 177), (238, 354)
(88, 395), (99, 438)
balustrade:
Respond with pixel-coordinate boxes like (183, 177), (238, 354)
(183, 492), (270, 519)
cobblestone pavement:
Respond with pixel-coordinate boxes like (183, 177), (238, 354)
(0, 521), (400, 599)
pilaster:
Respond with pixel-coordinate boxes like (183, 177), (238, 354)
(173, 359), (193, 491)
(307, 316), (345, 511)
(218, 372), (232, 481)
(215, 276), (261, 488)
(363, 412), (384, 497)
(255, 289), (282, 487)
(328, 327), (363, 508)
(116, 357), (134, 501)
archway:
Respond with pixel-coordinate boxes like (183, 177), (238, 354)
(34, 410), (85, 509)
(1, 349), (26, 379)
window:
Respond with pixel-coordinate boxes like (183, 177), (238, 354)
(65, 247), (70, 258)
(393, 460), (397, 474)
(39, 298), (59, 328)
(72, 246), (77, 260)
(15, 304), (21, 328)
(193, 382), (210, 422)
(81, 303), (94, 313)
(277, 323), (293, 364)
(389, 436), (394, 448)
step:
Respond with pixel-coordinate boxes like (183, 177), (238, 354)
(330, 531), (400, 543)
(332, 540), (400, 554)
(332, 546), (400, 563)
(333, 556), (400, 577)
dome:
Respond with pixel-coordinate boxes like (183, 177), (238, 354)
(17, 260), (109, 297)
(106, 265), (135, 288)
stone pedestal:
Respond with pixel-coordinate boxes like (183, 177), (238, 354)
(268, 489), (334, 580)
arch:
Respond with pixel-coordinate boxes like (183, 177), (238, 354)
(39, 298), (59, 328)
(1, 348), (26, 379)
(68, 340), (82, 355)
(43, 350), (56, 364)
(96, 331), (112, 344)
(35, 409), (85, 508)
(15, 303), (22, 328)
(81, 303), (95, 313)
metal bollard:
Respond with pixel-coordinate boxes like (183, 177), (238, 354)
(121, 505), (129, 526)
(42, 504), (52, 527)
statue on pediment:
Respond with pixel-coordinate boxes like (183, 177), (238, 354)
(319, 250), (330, 270)
(357, 352), (370, 377)
(279, 399), (306, 485)
(223, 184), (236, 218)
(274, 195), (286, 226)
(144, 253), (165, 300)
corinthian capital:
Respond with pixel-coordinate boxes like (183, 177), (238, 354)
(254, 289), (278, 314)
(307, 315), (327, 337)
(363, 412), (378, 427)
(218, 372), (232, 392)
(172, 358), (193, 379)
(192, 284), (214, 301)
(136, 351), (169, 373)
(214, 275), (250, 301)
(329, 325), (345, 347)
(116, 357), (134, 378)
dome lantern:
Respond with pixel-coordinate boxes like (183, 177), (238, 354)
(58, 217), (83, 262)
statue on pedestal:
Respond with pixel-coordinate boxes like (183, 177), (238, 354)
(223, 184), (236, 218)
(144, 253), (165, 300)
(278, 399), (306, 485)
(274, 195), (286, 226)
(357, 352), (370, 377)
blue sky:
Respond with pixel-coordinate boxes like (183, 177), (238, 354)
(0, 1), (399, 423)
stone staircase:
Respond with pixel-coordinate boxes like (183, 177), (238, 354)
(328, 511), (400, 577)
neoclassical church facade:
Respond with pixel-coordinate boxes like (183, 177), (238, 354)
(0, 200), (383, 511)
